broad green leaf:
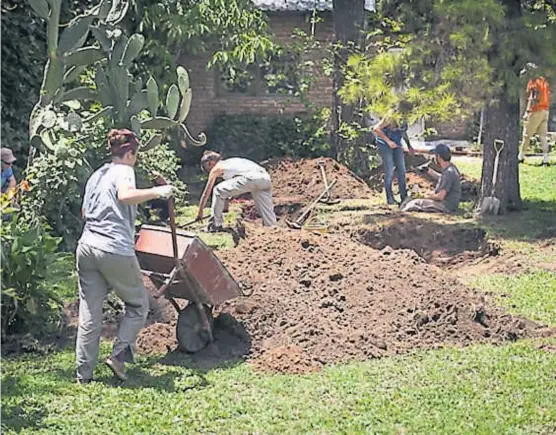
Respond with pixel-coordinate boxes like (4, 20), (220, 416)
(166, 84), (180, 120)
(146, 77), (158, 115)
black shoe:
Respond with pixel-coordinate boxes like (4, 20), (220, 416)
(77, 378), (92, 384)
(204, 222), (224, 233)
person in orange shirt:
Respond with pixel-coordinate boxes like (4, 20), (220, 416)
(519, 69), (550, 165)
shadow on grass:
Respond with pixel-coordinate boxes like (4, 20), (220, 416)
(1, 401), (48, 433)
(1, 367), (77, 432)
(477, 200), (556, 242)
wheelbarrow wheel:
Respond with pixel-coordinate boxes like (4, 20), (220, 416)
(176, 304), (214, 353)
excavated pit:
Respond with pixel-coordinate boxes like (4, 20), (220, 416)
(356, 216), (500, 266)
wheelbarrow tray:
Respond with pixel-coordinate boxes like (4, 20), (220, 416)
(135, 224), (240, 305)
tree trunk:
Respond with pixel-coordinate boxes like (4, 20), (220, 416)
(480, 93), (522, 213)
(331, 0), (365, 164)
(479, 0), (522, 213)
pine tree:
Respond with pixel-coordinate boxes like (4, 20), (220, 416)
(337, 0), (556, 213)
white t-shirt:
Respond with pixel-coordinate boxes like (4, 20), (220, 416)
(218, 158), (266, 180)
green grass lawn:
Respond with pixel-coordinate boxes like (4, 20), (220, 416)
(456, 156), (556, 242)
(3, 158), (556, 434)
(471, 271), (556, 326)
(2, 339), (555, 434)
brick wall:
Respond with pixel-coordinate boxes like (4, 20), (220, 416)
(178, 12), (334, 137)
(180, 12), (555, 143)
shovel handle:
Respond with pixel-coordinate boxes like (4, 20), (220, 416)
(155, 174), (179, 263)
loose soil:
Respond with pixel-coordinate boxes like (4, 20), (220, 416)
(211, 227), (550, 373)
(355, 216), (500, 266)
(133, 226), (551, 373)
(264, 157), (373, 201)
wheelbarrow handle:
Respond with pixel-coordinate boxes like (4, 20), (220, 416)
(154, 266), (180, 299)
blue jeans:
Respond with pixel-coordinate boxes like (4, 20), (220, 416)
(378, 144), (407, 204)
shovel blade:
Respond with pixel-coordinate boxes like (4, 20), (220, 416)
(479, 197), (500, 216)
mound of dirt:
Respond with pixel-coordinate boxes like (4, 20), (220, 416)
(264, 157), (373, 201)
(356, 216), (499, 266)
(137, 323), (176, 355)
(213, 227), (551, 372)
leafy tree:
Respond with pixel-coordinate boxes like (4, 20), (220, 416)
(331, 0), (367, 174)
(1, 2), (46, 159)
(130, 0), (275, 85)
(339, 0), (556, 212)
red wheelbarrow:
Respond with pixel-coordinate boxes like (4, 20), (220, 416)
(135, 177), (240, 353)
(135, 225), (240, 352)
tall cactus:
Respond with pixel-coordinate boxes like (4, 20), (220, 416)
(28, 0), (206, 160)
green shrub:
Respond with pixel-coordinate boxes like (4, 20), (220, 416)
(201, 110), (331, 163)
(22, 120), (187, 250)
(0, 214), (69, 339)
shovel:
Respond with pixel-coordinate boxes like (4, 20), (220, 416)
(286, 179), (338, 229)
(478, 139), (504, 216)
(317, 160), (341, 205)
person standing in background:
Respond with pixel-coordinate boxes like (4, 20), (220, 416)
(519, 71), (551, 166)
(1, 148), (17, 197)
(374, 102), (415, 205)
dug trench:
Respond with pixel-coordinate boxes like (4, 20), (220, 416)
(351, 216), (501, 267)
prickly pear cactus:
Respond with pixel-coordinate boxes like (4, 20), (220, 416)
(28, 0), (206, 158)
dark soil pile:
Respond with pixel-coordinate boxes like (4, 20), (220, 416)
(264, 157), (373, 201)
(213, 227), (551, 372)
(356, 216), (500, 266)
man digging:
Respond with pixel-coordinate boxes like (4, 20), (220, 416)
(76, 129), (174, 383)
(401, 144), (461, 214)
(196, 151), (277, 231)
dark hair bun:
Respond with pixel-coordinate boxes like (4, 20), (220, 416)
(107, 128), (139, 157)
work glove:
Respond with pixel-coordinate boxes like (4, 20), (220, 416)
(416, 161), (430, 173)
(152, 185), (174, 199)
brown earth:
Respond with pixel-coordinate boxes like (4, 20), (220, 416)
(211, 227), (551, 372)
(264, 157), (373, 201)
(250, 345), (322, 374)
(133, 226), (552, 372)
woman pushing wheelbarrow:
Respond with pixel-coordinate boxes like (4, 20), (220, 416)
(75, 129), (174, 383)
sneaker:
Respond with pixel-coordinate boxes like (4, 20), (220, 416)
(518, 153), (524, 163)
(77, 378), (92, 384)
(541, 155), (550, 166)
(104, 357), (127, 381)
(205, 221), (224, 233)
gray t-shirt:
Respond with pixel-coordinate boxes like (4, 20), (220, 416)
(435, 164), (461, 212)
(79, 163), (137, 256)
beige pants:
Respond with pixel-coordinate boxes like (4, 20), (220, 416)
(212, 172), (277, 227)
(401, 198), (448, 213)
(520, 110), (549, 155)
